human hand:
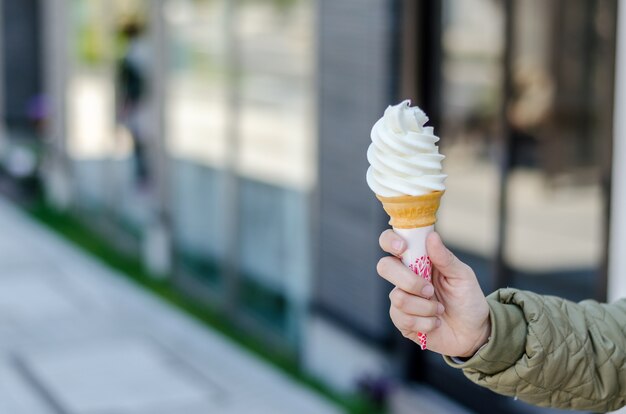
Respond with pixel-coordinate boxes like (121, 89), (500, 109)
(377, 230), (491, 357)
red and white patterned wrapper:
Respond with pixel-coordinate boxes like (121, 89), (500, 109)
(394, 225), (434, 350)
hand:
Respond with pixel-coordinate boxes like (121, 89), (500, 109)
(377, 230), (491, 357)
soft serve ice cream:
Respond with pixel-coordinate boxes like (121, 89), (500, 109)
(366, 100), (446, 197)
(367, 100), (446, 351)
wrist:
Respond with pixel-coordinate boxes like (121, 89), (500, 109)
(459, 317), (491, 358)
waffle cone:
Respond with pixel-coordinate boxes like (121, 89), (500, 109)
(376, 191), (444, 229)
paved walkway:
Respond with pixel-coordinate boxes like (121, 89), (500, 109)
(0, 197), (341, 414)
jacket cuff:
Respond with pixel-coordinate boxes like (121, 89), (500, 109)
(443, 295), (527, 374)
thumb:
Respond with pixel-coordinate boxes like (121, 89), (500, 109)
(426, 232), (471, 279)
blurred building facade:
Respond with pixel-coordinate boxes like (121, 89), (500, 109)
(0, 0), (624, 413)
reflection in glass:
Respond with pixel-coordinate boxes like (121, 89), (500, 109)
(66, 0), (152, 247)
(67, 0), (116, 211)
(504, 0), (615, 300)
(236, 0), (315, 333)
(165, 0), (316, 340)
(236, 0), (315, 189)
(436, 0), (614, 302)
(165, 0), (229, 167)
(165, 0), (230, 287)
(436, 0), (504, 285)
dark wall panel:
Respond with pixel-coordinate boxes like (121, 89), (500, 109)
(3, 0), (42, 128)
(315, 0), (396, 342)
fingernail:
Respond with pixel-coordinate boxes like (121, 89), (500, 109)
(437, 303), (445, 315)
(392, 240), (405, 252)
(435, 318), (442, 328)
(422, 284), (434, 297)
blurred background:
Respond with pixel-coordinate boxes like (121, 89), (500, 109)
(0, 0), (624, 413)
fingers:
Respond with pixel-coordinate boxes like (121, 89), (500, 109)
(426, 232), (472, 279)
(377, 256), (434, 298)
(389, 305), (441, 336)
(379, 229), (407, 256)
(389, 287), (444, 317)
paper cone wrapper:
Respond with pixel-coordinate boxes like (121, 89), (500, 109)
(376, 191), (444, 350)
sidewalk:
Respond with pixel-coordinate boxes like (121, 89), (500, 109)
(0, 197), (341, 414)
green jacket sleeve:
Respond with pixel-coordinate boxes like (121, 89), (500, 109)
(444, 288), (626, 412)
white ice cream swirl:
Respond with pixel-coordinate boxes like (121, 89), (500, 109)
(366, 100), (446, 197)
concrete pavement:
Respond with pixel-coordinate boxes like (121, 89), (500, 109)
(0, 196), (341, 414)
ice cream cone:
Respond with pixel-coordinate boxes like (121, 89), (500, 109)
(376, 190), (444, 229)
(367, 101), (446, 351)
(376, 190), (444, 350)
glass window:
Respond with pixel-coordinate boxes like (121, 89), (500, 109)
(236, 0), (315, 188)
(67, 0), (116, 213)
(236, 0), (315, 333)
(165, 0), (230, 288)
(165, 0), (315, 340)
(505, 0), (615, 301)
(67, 0), (152, 247)
(165, 0), (230, 167)
(436, 0), (614, 301)
(436, 0), (504, 288)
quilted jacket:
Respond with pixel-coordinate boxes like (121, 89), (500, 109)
(445, 288), (626, 412)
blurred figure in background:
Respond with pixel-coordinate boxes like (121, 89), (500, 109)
(116, 19), (150, 188)
(508, 64), (554, 169)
